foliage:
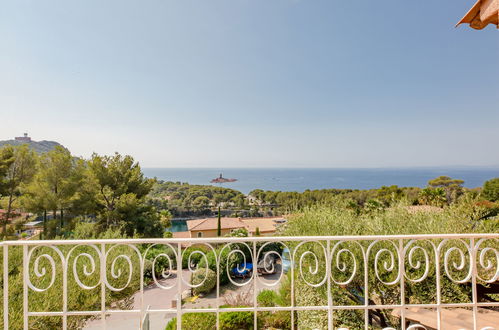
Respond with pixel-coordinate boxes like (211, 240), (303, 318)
(22, 146), (85, 236)
(88, 152), (157, 234)
(257, 289), (278, 307)
(165, 313), (216, 330)
(0, 139), (65, 154)
(256, 288), (292, 329)
(159, 209), (172, 227)
(0, 144), (37, 237)
(190, 268), (217, 295)
(0, 146), (14, 196)
(148, 180), (248, 217)
(182, 245), (211, 268)
(428, 175), (465, 204)
(249, 185), (422, 216)
(418, 187), (447, 207)
(197, 247), (244, 285)
(142, 244), (177, 279)
(281, 198), (499, 329)
(482, 177), (499, 202)
(0, 226), (140, 329)
(219, 307), (254, 330)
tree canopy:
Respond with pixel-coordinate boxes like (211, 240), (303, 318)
(482, 177), (499, 202)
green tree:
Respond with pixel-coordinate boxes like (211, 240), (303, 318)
(217, 205), (221, 237)
(482, 178), (499, 202)
(418, 187), (446, 207)
(192, 196), (210, 211)
(159, 209), (172, 228)
(0, 146), (15, 196)
(88, 152), (160, 236)
(24, 147), (84, 236)
(1, 145), (37, 237)
(428, 176), (464, 204)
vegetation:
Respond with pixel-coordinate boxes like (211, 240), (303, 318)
(482, 177), (499, 202)
(280, 194), (499, 329)
(1, 142), (498, 329)
(190, 268), (217, 295)
(165, 289), (292, 330)
(0, 224), (142, 329)
(148, 181), (249, 217)
(0, 145), (165, 239)
(1, 145), (37, 237)
(0, 138), (65, 154)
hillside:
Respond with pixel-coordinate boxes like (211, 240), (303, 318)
(0, 139), (66, 153)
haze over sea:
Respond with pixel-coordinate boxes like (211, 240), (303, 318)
(143, 167), (499, 195)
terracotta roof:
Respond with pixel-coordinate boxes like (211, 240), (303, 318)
(241, 218), (283, 233)
(187, 217), (246, 231)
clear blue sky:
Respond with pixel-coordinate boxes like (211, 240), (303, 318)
(1, 0), (498, 168)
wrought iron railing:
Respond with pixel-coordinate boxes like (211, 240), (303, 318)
(1, 234), (498, 329)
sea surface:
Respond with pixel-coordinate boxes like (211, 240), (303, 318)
(143, 167), (499, 195)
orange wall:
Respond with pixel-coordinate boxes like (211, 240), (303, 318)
(191, 229), (232, 238)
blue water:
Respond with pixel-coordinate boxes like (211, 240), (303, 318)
(143, 167), (499, 195)
(169, 220), (188, 232)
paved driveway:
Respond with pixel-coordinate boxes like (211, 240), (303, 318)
(84, 270), (190, 330)
(84, 265), (284, 329)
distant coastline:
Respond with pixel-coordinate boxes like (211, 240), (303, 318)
(143, 167), (499, 194)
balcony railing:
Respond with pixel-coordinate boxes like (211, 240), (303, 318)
(1, 233), (498, 329)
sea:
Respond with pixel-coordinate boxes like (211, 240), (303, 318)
(143, 167), (499, 195)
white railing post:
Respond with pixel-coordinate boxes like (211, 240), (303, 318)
(252, 240), (257, 329)
(62, 247), (68, 330)
(176, 243), (182, 330)
(100, 243), (106, 330)
(471, 237), (478, 330)
(3, 244), (8, 330)
(326, 239), (332, 330)
(399, 238), (406, 329)
(22, 245), (28, 330)
(290, 244), (295, 330)
(216, 244), (220, 330)
(435, 239), (442, 330)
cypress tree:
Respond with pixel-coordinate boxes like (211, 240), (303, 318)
(217, 205), (221, 237)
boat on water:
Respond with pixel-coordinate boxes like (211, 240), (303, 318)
(210, 173), (237, 183)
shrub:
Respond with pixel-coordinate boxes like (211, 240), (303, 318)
(143, 245), (176, 279)
(198, 248), (243, 285)
(219, 306), (254, 330)
(482, 178), (499, 202)
(143, 259), (154, 278)
(257, 289), (278, 307)
(190, 268), (216, 295)
(182, 245), (211, 269)
(260, 311), (292, 330)
(281, 201), (499, 329)
(165, 313), (216, 330)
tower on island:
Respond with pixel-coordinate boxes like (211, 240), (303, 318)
(15, 133), (31, 142)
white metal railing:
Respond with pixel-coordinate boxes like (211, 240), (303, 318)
(1, 233), (499, 330)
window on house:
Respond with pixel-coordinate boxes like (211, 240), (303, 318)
(197, 232), (203, 238)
